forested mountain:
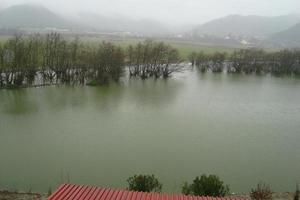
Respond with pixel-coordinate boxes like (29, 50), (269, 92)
(193, 14), (300, 37)
(271, 22), (300, 45)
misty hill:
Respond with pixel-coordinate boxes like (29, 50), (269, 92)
(0, 4), (178, 35)
(271, 22), (300, 45)
(193, 14), (300, 37)
(74, 13), (174, 35)
(0, 4), (76, 30)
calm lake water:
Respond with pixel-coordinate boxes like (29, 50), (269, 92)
(0, 69), (300, 194)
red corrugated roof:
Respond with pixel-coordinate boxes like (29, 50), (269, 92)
(48, 184), (247, 200)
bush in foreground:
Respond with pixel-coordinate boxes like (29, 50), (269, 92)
(127, 174), (162, 192)
(250, 183), (272, 200)
(182, 174), (229, 197)
(294, 184), (300, 200)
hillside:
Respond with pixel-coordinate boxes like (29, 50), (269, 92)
(74, 13), (174, 35)
(0, 4), (74, 29)
(193, 14), (300, 37)
(0, 4), (176, 35)
(271, 22), (300, 45)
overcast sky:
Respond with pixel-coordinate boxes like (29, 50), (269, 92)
(1, 0), (300, 24)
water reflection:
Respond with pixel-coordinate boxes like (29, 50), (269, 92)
(1, 72), (300, 193)
(0, 78), (183, 115)
(89, 83), (125, 112)
(126, 78), (183, 109)
(0, 89), (39, 115)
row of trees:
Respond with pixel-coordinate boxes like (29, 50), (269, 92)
(127, 174), (229, 197)
(127, 174), (300, 200)
(189, 49), (300, 75)
(1, 34), (300, 88)
(0, 34), (181, 88)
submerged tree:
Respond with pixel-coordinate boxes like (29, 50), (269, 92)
(0, 33), (125, 88)
(127, 40), (181, 79)
(189, 52), (197, 66)
(0, 42), (4, 87)
(189, 51), (226, 73)
(89, 42), (125, 85)
(195, 51), (210, 72)
(189, 48), (300, 75)
(210, 52), (226, 73)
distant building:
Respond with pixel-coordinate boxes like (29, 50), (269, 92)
(240, 40), (249, 45)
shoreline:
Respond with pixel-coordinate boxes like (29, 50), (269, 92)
(0, 190), (47, 200)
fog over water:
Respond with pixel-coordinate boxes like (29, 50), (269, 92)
(1, 0), (300, 25)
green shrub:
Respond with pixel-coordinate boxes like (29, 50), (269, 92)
(127, 174), (162, 192)
(182, 174), (229, 197)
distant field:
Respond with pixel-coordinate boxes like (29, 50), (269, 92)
(63, 35), (240, 59)
(113, 39), (238, 59)
(0, 34), (239, 59)
(0, 35), (13, 42)
(163, 41), (237, 59)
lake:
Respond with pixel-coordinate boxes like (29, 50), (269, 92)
(0, 69), (300, 194)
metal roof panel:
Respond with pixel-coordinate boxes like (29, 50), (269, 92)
(48, 184), (248, 200)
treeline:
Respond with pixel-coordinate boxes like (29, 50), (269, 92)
(127, 174), (229, 197)
(0, 34), (181, 88)
(2, 34), (300, 89)
(0, 33), (124, 88)
(127, 174), (300, 200)
(189, 49), (300, 75)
